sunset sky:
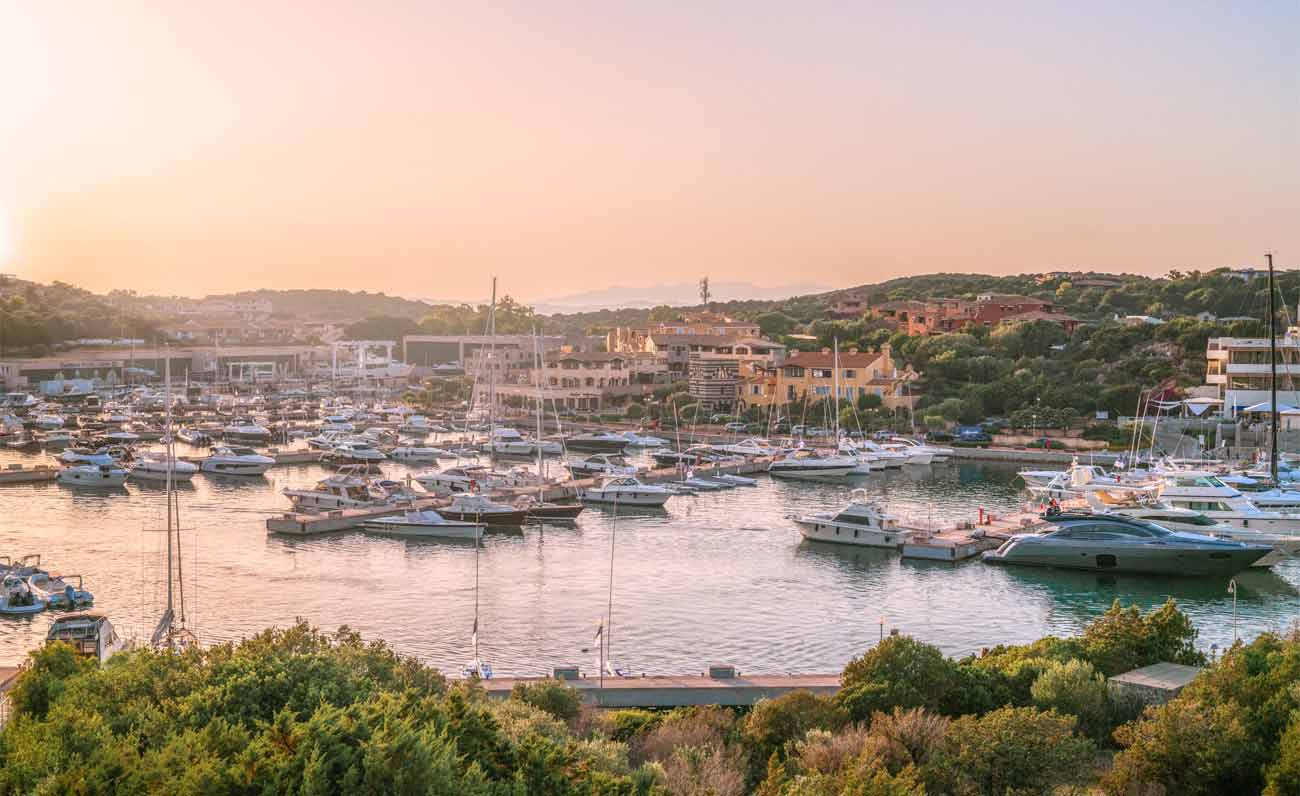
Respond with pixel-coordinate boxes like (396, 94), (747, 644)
(0, 1), (1295, 302)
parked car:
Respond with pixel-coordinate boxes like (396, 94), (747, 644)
(925, 431), (955, 442)
(1027, 437), (1066, 450)
(723, 421), (747, 432)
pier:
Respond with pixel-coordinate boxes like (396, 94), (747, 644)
(477, 671), (841, 708)
(0, 464), (59, 485)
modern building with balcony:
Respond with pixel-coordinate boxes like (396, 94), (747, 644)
(1204, 334), (1300, 416)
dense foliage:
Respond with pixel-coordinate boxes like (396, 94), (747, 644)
(0, 280), (159, 354)
(9, 599), (1281, 795)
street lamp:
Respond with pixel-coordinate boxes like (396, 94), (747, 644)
(1227, 579), (1238, 643)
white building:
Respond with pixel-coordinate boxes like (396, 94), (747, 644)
(1205, 333), (1300, 417)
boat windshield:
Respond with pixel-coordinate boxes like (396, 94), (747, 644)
(1170, 475), (1227, 489)
(1052, 520), (1174, 540)
(1138, 513), (1218, 527)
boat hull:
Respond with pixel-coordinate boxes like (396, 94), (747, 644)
(435, 508), (527, 525)
(983, 543), (1266, 576)
(362, 519), (482, 539)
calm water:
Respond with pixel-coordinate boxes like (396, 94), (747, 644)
(0, 446), (1295, 675)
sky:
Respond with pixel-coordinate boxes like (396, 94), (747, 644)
(0, 1), (1296, 302)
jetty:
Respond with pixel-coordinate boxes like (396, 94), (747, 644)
(0, 464), (59, 485)
(477, 669), (841, 708)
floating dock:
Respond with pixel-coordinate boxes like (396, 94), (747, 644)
(476, 671), (841, 708)
(266, 500), (440, 535)
(0, 464), (59, 485)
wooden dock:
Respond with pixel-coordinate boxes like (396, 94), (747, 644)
(476, 672), (841, 708)
(266, 500), (441, 535)
(0, 464), (59, 485)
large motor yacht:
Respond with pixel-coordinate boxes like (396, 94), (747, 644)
(201, 445), (275, 476)
(580, 476), (672, 506)
(768, 449), (858, 480)
(982, 511), (1270, 576)
(283, 469), (393, 511)
(1156, 471), (1300, 534)
(793, 490), (915, 548)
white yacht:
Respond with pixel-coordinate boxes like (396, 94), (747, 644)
(886, 436), (950, 463)
(201, 445), (275, 476)
(31, 414), (65, 431)
(849, 439), (906, 468)
(620, 430), (669, 448)
(283, 469), (391, 511)
(793, 490), (915, 548)
(322, 440), (387, 465)
(221, 420), (272, 443)
(436, 494), (528, 525)
(1156, 471), (1300, 534)
(362, 510), (483, 539)
(715, 437), (780, 457)
(768, 450), (858, 480)
(565, 431), (629, 453)
(129, 451), (199, 482)
(414, 466), (487, 496)
(580, 476), (672, 506)
(567, 453), (637, 478)
(837, 441), (885, 473)
(399, 415), (436, 434)
(0, 574), (44, 615)
(58, 463), (128, 487)
(390, 445), (453, 462)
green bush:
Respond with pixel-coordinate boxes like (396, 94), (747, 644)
(742, 691), (847, 767)
(510, 678), (582, 723)
(838, 636), (961, 721)
(925, 706), (1094, 796)
(1030, 659), (1110, 741)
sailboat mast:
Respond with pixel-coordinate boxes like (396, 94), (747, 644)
(833, 338), (840, 439)
(164, 355), (174, 620)
(1269, 253), (1279, 483)
(488, 277), (497, 440)
(533, 329), (544, 482)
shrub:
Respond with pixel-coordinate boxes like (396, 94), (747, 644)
(1030, 659), (1110, 741)
(510, 678), (582, 723)
(661, 744), (747, 796)
(790, 726), (874, 775)
(742, 691), (848, 765)
(838, 636), (961, 721)
(865, 707), (948, 773)
(626, 402), (645, 419)
(632, 706), (738, 765)
(603, 708), (663, 742)
(1265, 711), (1300, 796)
(1107, 698), (1255, 796)
(926, 706), (1094, 796)
(1081, 598), (1205, 676)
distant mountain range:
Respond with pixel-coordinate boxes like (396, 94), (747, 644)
(526, 281), (831, 313)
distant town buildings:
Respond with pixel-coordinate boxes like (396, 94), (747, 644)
(870, 294), (1080, 336)
(1204, 332), (1300, 417)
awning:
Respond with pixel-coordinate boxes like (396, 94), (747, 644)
(1242, 401), (1297, 414)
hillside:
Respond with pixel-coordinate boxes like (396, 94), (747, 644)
(207, 289), (443, 321)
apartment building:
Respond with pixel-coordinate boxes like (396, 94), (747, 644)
(871, 294), (1079, 336)
(739, 346), (914, 412)
(1204, 333), (1300, 417)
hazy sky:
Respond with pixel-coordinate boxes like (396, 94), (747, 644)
(0, 1), (1295, 301)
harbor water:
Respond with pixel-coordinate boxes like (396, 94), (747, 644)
(0, 448), (1295, 674)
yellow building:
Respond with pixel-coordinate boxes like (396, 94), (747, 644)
(739, 345), (914, 411)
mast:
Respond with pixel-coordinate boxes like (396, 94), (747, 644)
(833, 338), (840, 441)
(1269, 253), (1279, 483)
(487, 277), (497, 444)
(164, 355), (174, 622)
(533, 328), (544, 487)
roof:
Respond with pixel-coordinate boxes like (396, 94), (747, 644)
(784, 350), (885, 368)
(552, 352), (628, 363)
(1109, 662), (1203, 691)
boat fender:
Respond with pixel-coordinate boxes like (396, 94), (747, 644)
(469, 480), (478, 493)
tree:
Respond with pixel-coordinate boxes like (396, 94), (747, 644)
(510, 678), (582, 723)
(757, 311), (797, 338)
(838, 636), (962, 721)
(1030, 659), (1110, 740)
(926, 706), (1093, 796)
(1081, 599), (1205, 677)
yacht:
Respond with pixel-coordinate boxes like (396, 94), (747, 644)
(982, 512), (1270, 576)
(1094, 500), (1300, 568)
(890, 436), (953, 462)
(793, 490), (915, 548)
(414, 466), (489, 496)
(27, 572), (93, 609)
(31, 414), (65, 431)
(435, 494), (527, 525)
(837, 441), (884, 473)
(565, 431), (629, 453)
(511, 494), (587, 521)
(221, 420), (272, 443)
(880, 439), (935, 465)
(46, 611), (125, 664)
(322, 440), (387, 465)
(399, 415), (437, 435)
(620, 430), (669, 448)
(283, 469), (392, 511)
(58, 463), (129, 487)
(40, 431), (77, 449)
(715, 437), (780, 457)
(176, 428), (213, 446)
(1156, 471), (1300, 533)
(845, 439), (905, 469)
(201, 445), (275, 476)
(768, 450), (858, 480)
(580, 476), (672, 506)
(390, 445), (452, 462)
(129, 451), (199, 482)
(567, 453), (637, 478)
(362, 510), (483, 539)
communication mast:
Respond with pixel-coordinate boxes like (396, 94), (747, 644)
(699, 276), (711, 305)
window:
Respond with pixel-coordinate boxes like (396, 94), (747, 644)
(751, 385), (762, 395)
(787, 385), (797, 400)
(842, 369), (856, 379)
(784, 366), (805, 378)
(811, 368), (833, 379)
(814, 386), (830, 396)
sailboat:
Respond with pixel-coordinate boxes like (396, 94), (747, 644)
(768, 339), (857, 479)
(517, 330), (585, 521)
(150, 356), (197, 651)
(463, 526), (492, 679)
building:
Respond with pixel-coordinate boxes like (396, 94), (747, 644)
(870, 294), (1077, 336)
(646, 335), (785, 379)
(827, 296), (868, 319)
(0, 344), (328, 389)
(492, 352), (667, 411)
(607, 312), (762, 354)
(402, 334), (570, 369)
(1204, 332), (1300, 417)
(739, 346), (914, 412)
